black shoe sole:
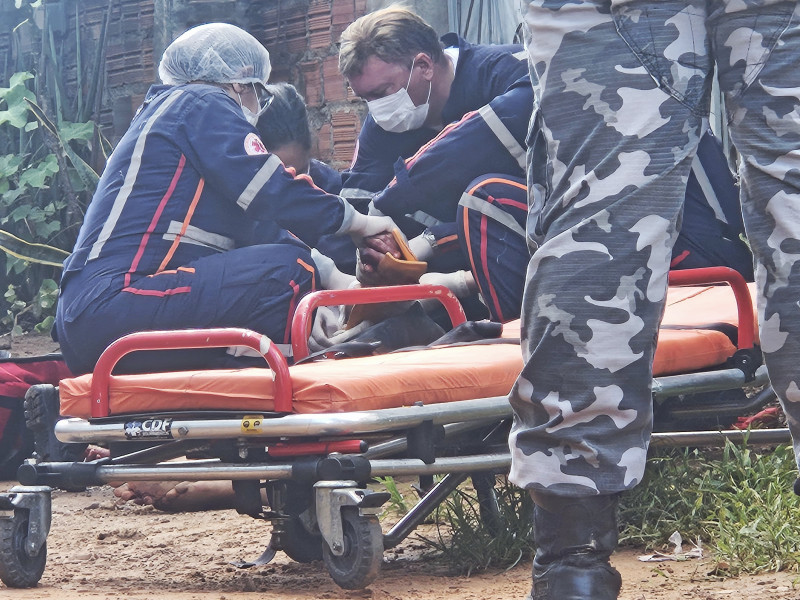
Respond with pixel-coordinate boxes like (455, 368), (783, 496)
(24, 384), (86, 463)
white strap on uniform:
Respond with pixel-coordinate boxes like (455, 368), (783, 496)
(478, 104), (527, 171)
(89, 89), (185, 261)
(162, 221), (235, 251)
(408, 210), (444, 228)
(458, 191), (526, 239)
(690, 152), (728, 223)
(237, 154), (283, 210)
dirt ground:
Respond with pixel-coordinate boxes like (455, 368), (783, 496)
(0, 483), (798, 600)
(0, 331), (62, 358)
(2, 333), (800, 599)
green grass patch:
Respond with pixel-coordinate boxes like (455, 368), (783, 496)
(621, 440), (800, 575)
(416, 476), (535, 576)
(407, 440), (800, 576)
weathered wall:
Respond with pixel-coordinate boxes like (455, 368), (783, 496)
(2, 0), (440, 169)
(127, 0), (371, 169)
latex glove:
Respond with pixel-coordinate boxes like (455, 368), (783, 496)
(407, 231), (436, 262)
(419, 270), (477, 298)
(311, 249), (357, 290)
(367, 200), (385, 216)
(341, 209), (397, 245)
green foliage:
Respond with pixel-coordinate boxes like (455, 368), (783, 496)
(621, 441), (800, 575)
(0, 1), (109, 336)
(374, 476), (412, 516)
(416, 475), (535, 575)
(416, 441), (800, 577)
(4, 277), (58, 337)
(0, 72), (36, 129)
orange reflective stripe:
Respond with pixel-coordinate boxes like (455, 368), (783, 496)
(125, 154), (186, 287)
(467, 177), (526, 196)
(297, 257), (317, 291)
(157, 178), (205, 273)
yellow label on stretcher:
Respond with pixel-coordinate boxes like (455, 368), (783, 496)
(240, 414), (264, 434)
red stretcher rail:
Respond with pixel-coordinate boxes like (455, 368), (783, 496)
(667, 266), (755, 350)
(290, 284), (467, 361)
(89, 328), (292, 419)
(266, 440), (367, 457)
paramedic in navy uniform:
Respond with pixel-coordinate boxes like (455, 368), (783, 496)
(338, 6), (753, 322)
(54, 23), (395, 375)
(337, 5), (530, 288)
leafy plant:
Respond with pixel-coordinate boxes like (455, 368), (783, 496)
(374, 476), (412, 516)
(617, 439), (800, 577)
(0, 1), (111, 336)
(4, 277), (57, 336)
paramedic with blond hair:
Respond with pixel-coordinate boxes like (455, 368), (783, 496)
(338, 5), (753, 322)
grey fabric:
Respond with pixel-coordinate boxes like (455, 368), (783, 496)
(511, 0), (800, 495)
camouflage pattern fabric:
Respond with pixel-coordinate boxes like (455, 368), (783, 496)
(510, 0), (800, 496)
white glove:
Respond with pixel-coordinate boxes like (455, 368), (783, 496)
(419, 270), (477, 298)
(346, 211), (397, 244)
(367, 201), (385, 216)
(311, 249), (357, 290)
(408, 231), (436, 262)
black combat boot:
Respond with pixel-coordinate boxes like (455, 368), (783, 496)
(526, 492), (621, 600)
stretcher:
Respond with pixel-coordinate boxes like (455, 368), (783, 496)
(0, 267), (784, 590)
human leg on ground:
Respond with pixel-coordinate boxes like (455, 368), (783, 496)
(112, 481), (236, 512)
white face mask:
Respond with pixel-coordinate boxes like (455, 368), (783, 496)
(238, 83), (271, 126)
(367, 62), (432, 133)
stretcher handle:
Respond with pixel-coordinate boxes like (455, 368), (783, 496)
(90, 328), (292, 419)
(291, 284), (468, 361)
(668, 266), (755, 350)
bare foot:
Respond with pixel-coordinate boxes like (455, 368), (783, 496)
(112, 480), (235, 512)
(83, 445), (110, 461)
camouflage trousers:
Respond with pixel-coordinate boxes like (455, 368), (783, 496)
(510, 0), (800, 495)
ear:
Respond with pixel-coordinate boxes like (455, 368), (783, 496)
(412, 53), (435, 81)
(231, 82), (246, 94)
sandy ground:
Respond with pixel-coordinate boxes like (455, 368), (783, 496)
(2, 333), (800, 598)
(0, 483), (798, 599)
(0, 331), (62, 357)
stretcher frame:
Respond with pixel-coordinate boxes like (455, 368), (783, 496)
(0, 268), (786, 590)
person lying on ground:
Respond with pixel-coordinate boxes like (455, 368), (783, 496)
(113, 480), (236, 512)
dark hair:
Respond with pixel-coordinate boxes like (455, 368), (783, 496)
(256, 82), (311, 151)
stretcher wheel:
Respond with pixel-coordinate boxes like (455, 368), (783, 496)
(281, 516), (323, 563)
(322, 507), (383, 589)
(0, 512), (47, 588)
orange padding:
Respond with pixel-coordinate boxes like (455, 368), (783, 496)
(58, 283), (757, 419)
(660, 282), (759, 341)
(59, 343), (525, 419)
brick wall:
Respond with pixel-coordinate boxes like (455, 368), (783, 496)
(97, 0), (156, 142)
(251, 0), (370, 170)
(2, 0), (371, 168)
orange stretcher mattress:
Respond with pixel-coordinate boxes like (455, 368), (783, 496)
(60, 343), (525, 418)
(58, 283), (755, 420)
(661, 281), (759, 341)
